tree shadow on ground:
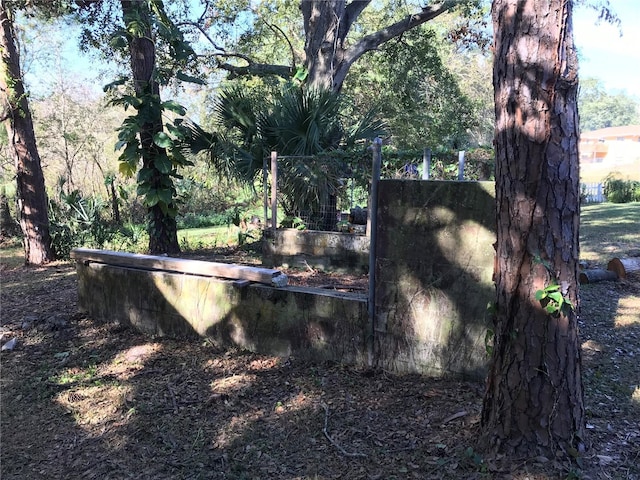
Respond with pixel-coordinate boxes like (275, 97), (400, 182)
(1, 256), (638, 479)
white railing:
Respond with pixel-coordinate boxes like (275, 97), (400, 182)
(581, 182), (605, 203)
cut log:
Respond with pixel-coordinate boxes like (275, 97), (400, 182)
(70, 248), (288, 287)
(579, 269), (618, 284)
(607, 257), (640, 279)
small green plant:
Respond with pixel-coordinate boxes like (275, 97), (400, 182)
(48, 190), (118, 258)
(532, 253), (575, 317)
(535, 283), (575, 316)
(280, 215), (306, 230)
(336, 219), (351, 232)
(463, 446), (488, 473)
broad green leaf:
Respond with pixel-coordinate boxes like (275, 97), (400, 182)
(137, 183), (151, 196)
(153, 132), (174, 149)
(165, 122), (185, 139)
(144, 190), (159, 207)
(126, 20), (146, 37)
(535, 290), (546, 301)
(137, 167), (154, 183)
(158, 188), (173, 205)
(166, 206), (178, 218)
(122, 143), (140, 162)
(548, 292), (564, 304)
(109, 34), (128, 50)
(545, 304), (558, 314)
(154, 154), (172, 174)
(119, 161), (137, 178)
(293, 67), (308, 83)
(161, 100), (186, 116)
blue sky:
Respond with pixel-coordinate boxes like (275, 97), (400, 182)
(573, 0), (640, 97)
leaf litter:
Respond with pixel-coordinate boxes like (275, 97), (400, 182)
(0, 256), (638, 480)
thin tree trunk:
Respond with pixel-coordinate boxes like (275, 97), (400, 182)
(120, 0), (179, 254)
(0, 1), (55, 264)
(480, 0), (584, 459)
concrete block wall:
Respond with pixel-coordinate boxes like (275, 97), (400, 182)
(75, 261), (368, 365)
(263, 229), (369, 273)
(374, 180), (496, 378)
(73, 181), (496, 379)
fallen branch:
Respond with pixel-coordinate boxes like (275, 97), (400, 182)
(321, 403), (367, 458)
(607, 257), (640, 279)
(579, 268), (618, 284)
(441, 410), (468, 425)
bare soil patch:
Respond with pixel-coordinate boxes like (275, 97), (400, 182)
(1, 249), (638, 480)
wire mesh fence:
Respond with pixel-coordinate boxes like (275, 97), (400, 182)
(263, 147), (496, 232)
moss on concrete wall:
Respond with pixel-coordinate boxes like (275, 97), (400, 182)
(374, 180), (495, 378)
(76, 262), (368, 365)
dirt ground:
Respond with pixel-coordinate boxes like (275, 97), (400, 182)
(1, 248), (639, 480)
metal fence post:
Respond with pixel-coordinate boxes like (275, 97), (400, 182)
(367, 137), (382, 367)
(458, 150), (465, 181)
(271, 151), (278, 236)
(422, 147), (431, 180)
(263, 156), (268, 227)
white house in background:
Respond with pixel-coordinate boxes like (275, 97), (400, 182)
(580, 125), (640, 164)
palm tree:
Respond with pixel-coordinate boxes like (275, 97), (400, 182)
(185, 84), (386, 230)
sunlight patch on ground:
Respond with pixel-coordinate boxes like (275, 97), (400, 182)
(614, 296), (640, 328)
(211, 390), (315, 451)
(55, 384), (131, 426)
(581, 339), (605, 363)
(108, 342), (164, 379)
(211, 374), (258, 395)
(247, 357), (283, 371)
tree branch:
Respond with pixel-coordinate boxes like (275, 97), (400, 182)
(332, 0), (467, 88)
(343, 0), (372, 33)
(260, 18), (297, 71)
(321, 403), (367, 458)
(348, 0), (464, 63)
(178, 20), (226, 52)
(215, 54), (294, 79)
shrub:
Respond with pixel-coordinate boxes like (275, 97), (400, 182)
(49, 190), (117, 258)
(603, 173), (639, 204)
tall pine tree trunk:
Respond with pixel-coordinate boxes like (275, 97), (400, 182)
(480, 0), (584, 459)
(0, 1), (55, 264)
(120, 0), (179, 254)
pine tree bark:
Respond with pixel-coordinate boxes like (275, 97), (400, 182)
(480, 0), (584, 459)
(120, 0), (179, 254)
(0, 0), (55, 264)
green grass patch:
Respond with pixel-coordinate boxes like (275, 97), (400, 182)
(177, 224), (262, 251)
(48, 364), (99, 385)
(581, 202), (640, 265)
(0, 241), (25, 268)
